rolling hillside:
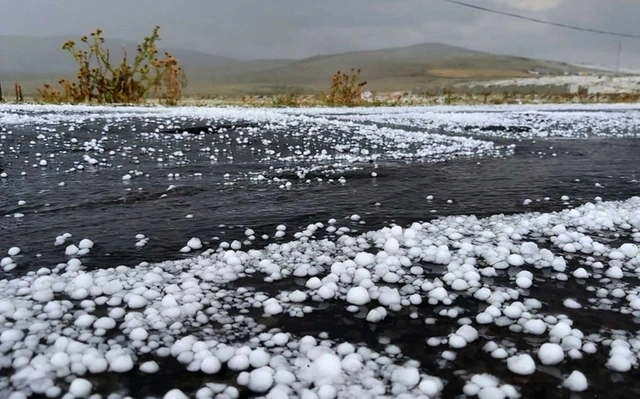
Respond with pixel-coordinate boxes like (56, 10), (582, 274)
(0, 36), (596, 97)
(219, 43), (588, 93)
(0, 35), (234, 74)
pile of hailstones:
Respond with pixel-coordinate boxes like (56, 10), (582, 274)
(0, 197), (639, 399)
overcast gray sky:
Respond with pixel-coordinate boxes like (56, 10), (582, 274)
(1, 0), (639, 70)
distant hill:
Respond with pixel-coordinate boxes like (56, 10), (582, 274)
(216, 42), (593, 94)
(0, 36), (598, 97)
(0, 35), (235, 75)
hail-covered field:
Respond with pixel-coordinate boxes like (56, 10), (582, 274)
(0, 104), (639, 399)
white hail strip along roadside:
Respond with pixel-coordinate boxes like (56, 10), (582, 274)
(0, 197), (638, 397)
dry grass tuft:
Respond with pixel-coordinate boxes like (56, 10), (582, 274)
(270, 92), (305, 107)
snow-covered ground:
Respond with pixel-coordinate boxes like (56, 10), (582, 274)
(465, 75), (640, 94)
(1, 104), (640, 398)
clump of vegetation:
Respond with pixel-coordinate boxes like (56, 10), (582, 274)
(271, 92), (304, 107)
(38, 26), (187, 105)
(323, 68), (367, 106)
(14, 83), (23, 103)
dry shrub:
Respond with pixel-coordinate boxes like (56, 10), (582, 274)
(271, 92), (304, 107)
(14, 83), (23, 103)
(323, 69), (367, 106)
(37, 26), (187, 105)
